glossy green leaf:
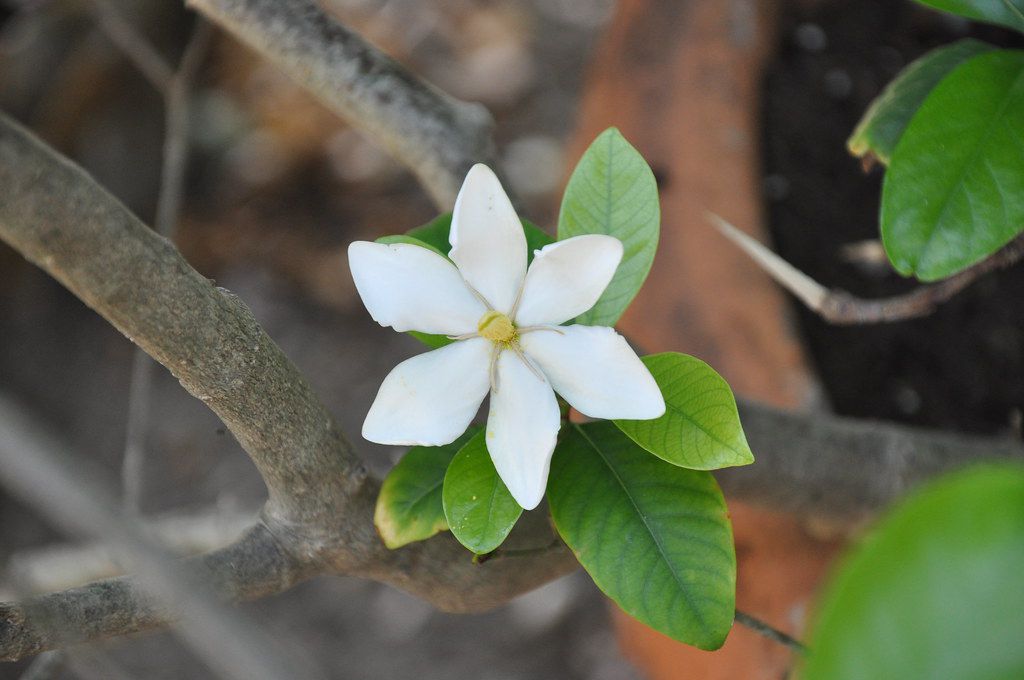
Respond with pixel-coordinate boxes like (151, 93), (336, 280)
(548, 422), (735, 650)
(614, 353), (752, 470)
(405, 212), (456, 253)
(848, 40), (995, 166)
(405, 330), (453, 350)
(558, 128), (660, 327)
(373, 430), (476, 549)
(394, 214), (555, 349)
(803, 464), (1024, 680)
(442, 431), (522, 554)
(406, 213), (555, 265)
(881, 50), (1024, 281)
(374, 233), (448, 258)
(914, 0), (1024, 31)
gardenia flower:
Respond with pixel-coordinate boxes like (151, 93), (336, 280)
(349, 164), (665, 510)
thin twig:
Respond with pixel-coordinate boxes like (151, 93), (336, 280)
(120, 18), (212, 513)
(710, 214), (1024, 325)
(89, 0), (173, 92)
(62, 648), (136, 680)
(9, 510), (255, 594)
(17, 650), (65, 680)
(472, 539), (563, 565)
(735, 609), (806, 653)
(21, 646), (135, 680)
(154, 19), (213, 238)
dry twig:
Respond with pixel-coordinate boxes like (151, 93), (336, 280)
(734, 610), (805, 653)
(90, 0), (173, 92)
(710, 214), (1024, 324)
(116, 17), (213, 513)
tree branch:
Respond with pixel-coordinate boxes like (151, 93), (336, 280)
(184, 0), (498, 209)
(0, 524), (310, 664)
(0, 111), (575, 658)
(722, 400), (1024, 522)
(710, 214), (1024, 324)
(1, 105), (1022, 660)
(9, 511), (256, 594)
(0, 109), (365, 540)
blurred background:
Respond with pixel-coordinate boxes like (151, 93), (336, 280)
(1, 0), (1022, 678)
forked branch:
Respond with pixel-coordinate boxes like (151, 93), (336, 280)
(0, 111), (577, 659)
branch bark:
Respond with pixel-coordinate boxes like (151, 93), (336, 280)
(724, 400), (1024, 522)
(184, 0), (498, 210)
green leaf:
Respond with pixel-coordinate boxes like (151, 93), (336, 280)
(406, 213), (555, 265)
(848, 40), (995, 166)
(393, 214), (555, 349)
(374, 233), (448, 258)
(614, 353), (753, 470)
(373, 431), (477, 549)
(881, 50), (1024, 281)
(913, 0), (1024, 32)
(442, 431), (523, 554)
(802, 464), (1024, 680)
(558, 128), (660, 327)
(405, 331), (453, 350)
(548, 422), (735, 650)
(405, 212), (456, 253)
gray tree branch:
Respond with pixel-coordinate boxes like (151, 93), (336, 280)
(723, 401), (1024, 522)
(0, 110), (575, 659)
(184, 0), (499, 209)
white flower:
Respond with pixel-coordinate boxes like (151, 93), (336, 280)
(348, 164), (665, 510)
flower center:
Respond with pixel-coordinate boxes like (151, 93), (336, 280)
(477, 311), (516, 344)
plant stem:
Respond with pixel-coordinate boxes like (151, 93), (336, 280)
(734, 609), (806, 652)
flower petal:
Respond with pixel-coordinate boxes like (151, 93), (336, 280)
(514, 235), (624, 326)
(486, 350), (561, 510)
(363, 338), (490, 446)
(349, 241), (485, 335)
(520, 325), (665, 420)
(449, 164), (527, 313)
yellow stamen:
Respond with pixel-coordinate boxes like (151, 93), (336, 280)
(477, 311), (516, 344)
